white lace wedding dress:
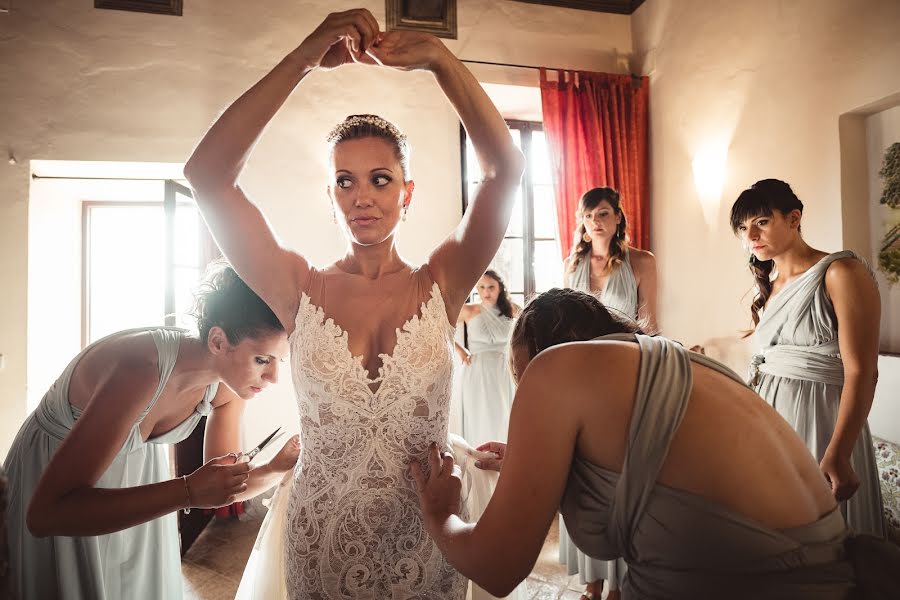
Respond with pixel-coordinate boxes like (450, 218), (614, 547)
(239, 279), (467, 599)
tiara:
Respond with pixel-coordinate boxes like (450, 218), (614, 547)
(326, 115), (407, 144)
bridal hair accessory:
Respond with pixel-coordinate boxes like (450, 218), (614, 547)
(327, 115), (407, 145)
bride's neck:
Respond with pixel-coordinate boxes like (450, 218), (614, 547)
(339, 239), (406, 279)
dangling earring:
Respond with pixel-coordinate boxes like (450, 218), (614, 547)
(582, 231), (591, 243)
(331, 208), (337, 225)
(401, 205), (408, 222)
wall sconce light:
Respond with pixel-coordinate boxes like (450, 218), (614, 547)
(692, 145), (728, 227)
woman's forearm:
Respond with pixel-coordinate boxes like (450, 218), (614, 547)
(427, 45), (522, 179)
(234, 461), (290, 502)
(827, 370), (878, 458)
(428, 515), (523, 597)
(28, 478), (189, 538)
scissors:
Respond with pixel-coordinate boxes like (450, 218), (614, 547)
(234, 427), (285, 463)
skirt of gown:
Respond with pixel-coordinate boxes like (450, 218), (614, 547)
(236, 436), (527, 600)
(756, 373), (885, 537)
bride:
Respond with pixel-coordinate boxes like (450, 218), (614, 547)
(183, 9), (524, 599)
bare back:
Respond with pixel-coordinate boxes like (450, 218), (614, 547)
(66, 331), (210, 442)
(570, 342), (835, 530)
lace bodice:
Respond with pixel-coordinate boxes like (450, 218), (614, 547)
(284, 281), (467, 599)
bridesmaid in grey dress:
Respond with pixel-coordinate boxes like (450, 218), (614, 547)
(455, 270), (522, 446)
(412, 288), (900, 599)
(562, 187), (657, 599)
(3, 265), (300, 599)
(730, 179), (885, 538)
(564, 187), (657, 333)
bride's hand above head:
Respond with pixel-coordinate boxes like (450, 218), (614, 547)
(294, 9), (381, 71)
(362, 30), (447, 72)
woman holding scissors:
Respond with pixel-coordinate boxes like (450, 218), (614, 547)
(4, 262), (300, 600)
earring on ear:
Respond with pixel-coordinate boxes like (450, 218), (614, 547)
(582, 231), (592, 243)
(401, 205), (408, 221)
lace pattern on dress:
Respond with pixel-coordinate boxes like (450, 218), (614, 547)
(284, 282), (467, 599)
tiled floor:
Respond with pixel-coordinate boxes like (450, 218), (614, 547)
(182, 500), (606, 599)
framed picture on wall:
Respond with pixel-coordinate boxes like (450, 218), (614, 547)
(386, 0), (457, 39)
(95, 0), (182, 16)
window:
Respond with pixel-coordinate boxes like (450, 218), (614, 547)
(82, 180), (203, 344)
(462, 120), (562, 306)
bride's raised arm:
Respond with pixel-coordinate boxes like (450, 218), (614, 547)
(366, 33), (525, 318)
(183, 9), (381, 331)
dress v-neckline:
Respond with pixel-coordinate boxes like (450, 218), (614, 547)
(763, 253), (833, 312)
(299, 282), (446, 395)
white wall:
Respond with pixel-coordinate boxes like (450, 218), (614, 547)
(0, 0), (631, 457)
(871, 355), (900, 445)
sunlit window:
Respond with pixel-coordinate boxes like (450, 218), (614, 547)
(83, 182), (202, 344)
(464, 121), (562, 306)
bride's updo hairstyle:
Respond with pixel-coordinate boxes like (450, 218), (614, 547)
(511, 288), (642, 360)
(327, 114), (411, 180)
(189, 260), (284, 346)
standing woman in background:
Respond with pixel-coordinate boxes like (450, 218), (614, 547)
(560, 187), (657, 599)
(730, 178), (885, 538)
(455, 270), (522, 446)
(564, 187), (657, 331)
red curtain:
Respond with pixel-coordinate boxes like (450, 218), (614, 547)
(540, 69), (649, 258)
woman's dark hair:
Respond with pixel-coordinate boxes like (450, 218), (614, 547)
(729, 179), (804, 330)
(567, 187), (629, 274)
(327, 114), (411, 180)
(483, 269), (514, 319)
(189, 260), (284, 346)
(511, 288), (642, 360)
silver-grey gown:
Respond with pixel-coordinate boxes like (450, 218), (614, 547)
(3, 327), (217, 600)
(749, 251), (885, 538)
(561, 333), (899, 599)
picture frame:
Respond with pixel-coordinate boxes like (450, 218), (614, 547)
(386, 0), (457, 40)
(95, 0), (182, 17)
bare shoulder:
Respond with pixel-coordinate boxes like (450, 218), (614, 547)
(81, 331), (159, 380)
(628, 247), (656, 268)
(458, 303), (481, 323)
(824, 254), (878, 304)
(67, 331), (161, 411)
(513, 341), (640, 421)
(521, 341), (639, 398)
(825, 254), (871, 283)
